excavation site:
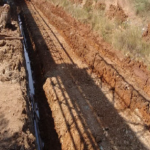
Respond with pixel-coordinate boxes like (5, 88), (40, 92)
(0, 0), (150, 150)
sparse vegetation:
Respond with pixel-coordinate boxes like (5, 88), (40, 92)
(133, 0), (150, 15)
(112, 25), (150, 60)
(50, 0), (150, 65)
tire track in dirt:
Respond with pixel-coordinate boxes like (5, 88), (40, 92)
(18, 0), (150, 150)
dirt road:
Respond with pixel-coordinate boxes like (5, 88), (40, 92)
(16, 0), (150, 150)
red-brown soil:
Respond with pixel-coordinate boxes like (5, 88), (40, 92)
(16, 0), (150, 149)
(33, 0), (150, 98)
(107, 4), (128, 22)
(94, 2), (106, 10)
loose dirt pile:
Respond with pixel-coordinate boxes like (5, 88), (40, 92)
(0, 2), (35, 150)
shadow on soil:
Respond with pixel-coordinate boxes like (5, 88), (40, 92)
(16, 0), (149, 149)
(45, 63), (149, 150)
(0, 113), (26, 150)
(0, 114), (14, 150)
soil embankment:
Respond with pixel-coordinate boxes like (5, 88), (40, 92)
(17, 0), (150, 149)
(33, 0), (150, 121)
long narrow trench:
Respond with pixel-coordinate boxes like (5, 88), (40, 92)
(18, 13), (44, 150)
(16, 0), (150, 150)
(16, 1), (61, 150)
(17, 0), (101, 149)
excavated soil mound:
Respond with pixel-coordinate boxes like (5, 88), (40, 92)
(33, 0), (150, 95)
(32, 0), (150, 125)
(107, 4), (128, 22)
(31, 0), (150, 120)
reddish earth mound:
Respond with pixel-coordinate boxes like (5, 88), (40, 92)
(33, 0), (150, 95)
(31, 0), (150, 123)
(107, 4), (128, 22)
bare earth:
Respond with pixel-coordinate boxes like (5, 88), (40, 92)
(16, 0), (150, 150)
(1, 0), (150, 150)
(0, 4), (35, 150)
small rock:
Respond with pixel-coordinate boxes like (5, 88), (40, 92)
(24, 138), (30, 149)
(0, 40), (6, 47)
(28, 133), (35, 141)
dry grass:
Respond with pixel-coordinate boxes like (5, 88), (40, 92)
(112, 26), (150, 60)
(132, 0), (150, 16)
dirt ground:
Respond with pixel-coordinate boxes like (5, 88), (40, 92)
(14, 0), (150, 150)
(0, 0), (149, 150)
(0, 2), (35, 150)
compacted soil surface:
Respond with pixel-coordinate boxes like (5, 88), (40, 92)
(5, 0), (150, 150)
(0, 2), (35, 150)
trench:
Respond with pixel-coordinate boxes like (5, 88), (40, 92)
(18, 12), (43, 150)
(14, 0), (150, 149)
(16, 1), (61, 149)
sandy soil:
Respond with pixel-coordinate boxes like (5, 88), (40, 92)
(0, 2), (35, 150)
(16, 0), (150, 150)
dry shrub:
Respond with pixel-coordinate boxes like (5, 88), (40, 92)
(112, 25), (150, 63)
(132, 0), (150, 15)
